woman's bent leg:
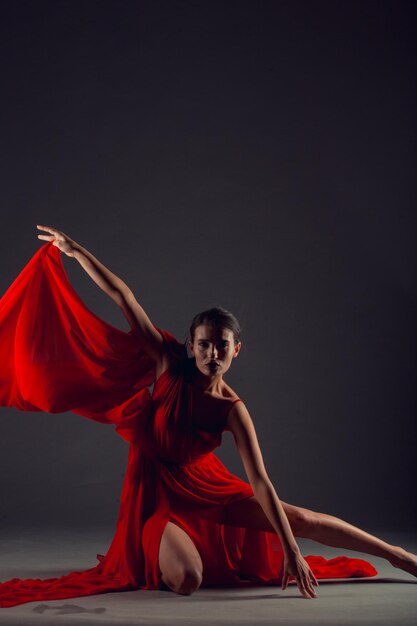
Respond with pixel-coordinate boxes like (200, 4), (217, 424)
(159, 521), (203, 595)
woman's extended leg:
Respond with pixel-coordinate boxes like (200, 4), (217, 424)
(298, 508), (417, 577)
(159, 521), (203, 595)
(222, 496), (417, 577)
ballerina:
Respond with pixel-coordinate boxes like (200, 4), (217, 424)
(0, 225), (415, 607)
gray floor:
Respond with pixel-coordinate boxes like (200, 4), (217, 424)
(0, 528), (416, 626)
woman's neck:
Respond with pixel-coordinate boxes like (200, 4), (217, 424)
(191, 362), (225, 396)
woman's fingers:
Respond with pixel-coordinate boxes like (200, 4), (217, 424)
(302, 563), (319, 597)
(309, 568), (319, 591)
(307, 576), (318, 598)
(282, 559), (319, 599)
(304, 571), (318, 597)
(36, 225), (66, 243)
(36, 224), (58, 234)
(299, 577), (313, 598)
(299, 577), (316, 599)
(299, 570), (318, 598)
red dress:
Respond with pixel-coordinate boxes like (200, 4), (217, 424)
(0, 243), (377, 607)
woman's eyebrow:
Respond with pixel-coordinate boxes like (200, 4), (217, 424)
(198, 338), (229, 342)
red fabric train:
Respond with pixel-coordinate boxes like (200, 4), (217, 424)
(0, 242), (377, 607)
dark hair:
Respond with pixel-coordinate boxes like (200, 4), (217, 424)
(189, 306), (242, 345)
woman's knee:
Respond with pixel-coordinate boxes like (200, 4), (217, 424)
(162, 562), (203, 595)
(275, 498), (319, 536)
(159, 520), (203, 594)
(289, 505), (321, 536)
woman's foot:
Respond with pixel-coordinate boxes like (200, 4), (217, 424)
(389, 546), (417, 577)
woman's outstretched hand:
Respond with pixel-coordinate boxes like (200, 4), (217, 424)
(281, 550), (319, 599)
(36, 225), (79, 258)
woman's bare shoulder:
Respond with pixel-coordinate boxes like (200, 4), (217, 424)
(223, 395), (250, 432)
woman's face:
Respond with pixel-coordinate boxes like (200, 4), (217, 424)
(189, 324), (241, 378)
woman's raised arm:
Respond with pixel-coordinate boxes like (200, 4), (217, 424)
(36, 225), (164, 362)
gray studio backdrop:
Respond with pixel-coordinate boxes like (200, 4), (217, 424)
(0, 0), (415, 533)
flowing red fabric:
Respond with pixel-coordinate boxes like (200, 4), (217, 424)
(0, 243), (377, 607)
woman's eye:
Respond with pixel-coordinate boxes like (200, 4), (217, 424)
(197, 341), (228, 349)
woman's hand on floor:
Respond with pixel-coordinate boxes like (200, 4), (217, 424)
(281, 550), (319, 599)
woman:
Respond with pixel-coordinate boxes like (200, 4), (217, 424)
(0, 225), (415, 607)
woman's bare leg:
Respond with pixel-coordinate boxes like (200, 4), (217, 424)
(159, 521), (203, 595)
(300, 509), (417, 576)
(222, 496), (417, 577)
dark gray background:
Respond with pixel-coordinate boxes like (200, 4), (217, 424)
(0, 0), (415, 533)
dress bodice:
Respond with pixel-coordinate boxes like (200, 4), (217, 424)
(145, 355), (239, 467)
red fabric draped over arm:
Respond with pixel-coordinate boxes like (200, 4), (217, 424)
(0, 241), (174, 441)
